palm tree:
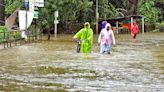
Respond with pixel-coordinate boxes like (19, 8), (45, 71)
(0, 0), (5, 25)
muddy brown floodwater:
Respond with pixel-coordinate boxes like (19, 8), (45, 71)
(0, 33), (164, 92)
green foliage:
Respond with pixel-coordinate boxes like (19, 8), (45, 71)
(107, 3), (126, 18)
(0, 26), (6, 32)
(38, 0), (93, 32)
(139, 0), (162, 23)
(0, 25), (21, 43)
(153, 21), (164, 32)
(0, 26), (6, 43)
(155, 22), (164, 28)
(98, 0), (126, 19)
(4, 0), (163, 34)
(58, 0), (93, 22)
(5, 0), (20, 16)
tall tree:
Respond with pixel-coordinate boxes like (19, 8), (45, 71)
(38, 0), (93, 39)
(139, 0), (161, 23)
(5, 0), (20, 16)
(155, 0), (164, 21)
(0, 0), (5, 25)
(129, 0), (139, 15)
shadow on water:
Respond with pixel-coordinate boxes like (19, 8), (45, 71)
(0, 33), (164, 91)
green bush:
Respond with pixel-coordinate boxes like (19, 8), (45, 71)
(0, 26), (6, 32)
(0, 26), (7, 43)
(153, 22), (164, 32)
(0, 26), (22, 43)
(11, 31), (22, 41)
(155, 22), (164, 28)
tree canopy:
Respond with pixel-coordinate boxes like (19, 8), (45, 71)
(4, 0), (163, 31)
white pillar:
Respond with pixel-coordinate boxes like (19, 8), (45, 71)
(54, 19), (57, 38)
(96, 0), (99, 34)
(54, 19), (58, 38)
(131, 17), (133, 28)
(116, 21), (119, 34)
(130, 17), (133, 34)
(142, 16), (145, 34)
(54, 11), (59, 38)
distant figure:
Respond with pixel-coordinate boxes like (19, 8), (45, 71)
(131, 20), (139, 42)
(73, 22), (93, 53)
(101, 20), (107, 29)
(98, 23), (116, 54)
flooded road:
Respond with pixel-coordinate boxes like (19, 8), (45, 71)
(0, 33), (164, 91)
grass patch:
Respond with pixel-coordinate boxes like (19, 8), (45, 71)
(71, 69), (96, 73)
(36, 66), (69, 74)
(72, 75), (99, 79)
(32, 82), (63, 87)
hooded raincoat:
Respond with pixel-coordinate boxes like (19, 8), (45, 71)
(98, 23), (116, 53)
(73, 22), (93, 53)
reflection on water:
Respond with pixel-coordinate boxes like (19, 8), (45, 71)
(0, 33), (164, 91)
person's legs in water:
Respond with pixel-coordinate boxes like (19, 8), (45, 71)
(131, 33), (137, 43)
(100, 44), (112, 54)
(101, 44), (111, 54)
(105, 44), (112, 54)
(100, 44), (106, 53)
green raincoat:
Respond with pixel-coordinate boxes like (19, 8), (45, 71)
(73, 22), (93, 53)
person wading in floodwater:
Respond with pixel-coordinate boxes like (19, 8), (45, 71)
(98, 23), (116, 54)
(73, 22), (93, 53)
(131, 20), (139, 43)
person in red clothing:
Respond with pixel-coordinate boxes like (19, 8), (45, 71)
(131, 20), (139, 42)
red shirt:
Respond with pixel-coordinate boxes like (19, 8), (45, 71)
(131, 24), (139, 34)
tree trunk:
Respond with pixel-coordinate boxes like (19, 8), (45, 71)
(0, 0), (5, 25)
(133, 0), (139, 15)
(47, 29), (51, 40)
(128, 0), (139, 15)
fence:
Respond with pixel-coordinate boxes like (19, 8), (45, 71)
(0, 30), (43, 49)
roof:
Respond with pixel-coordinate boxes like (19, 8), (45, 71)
(99, 15), (144, 24)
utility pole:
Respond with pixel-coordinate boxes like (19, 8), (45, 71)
(25, 0), (29, 42)
(54, 11), (59, 38)
(104, 0), (108, 20)
(96, 0), (98, 34)
(0, 0), (5, 25)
